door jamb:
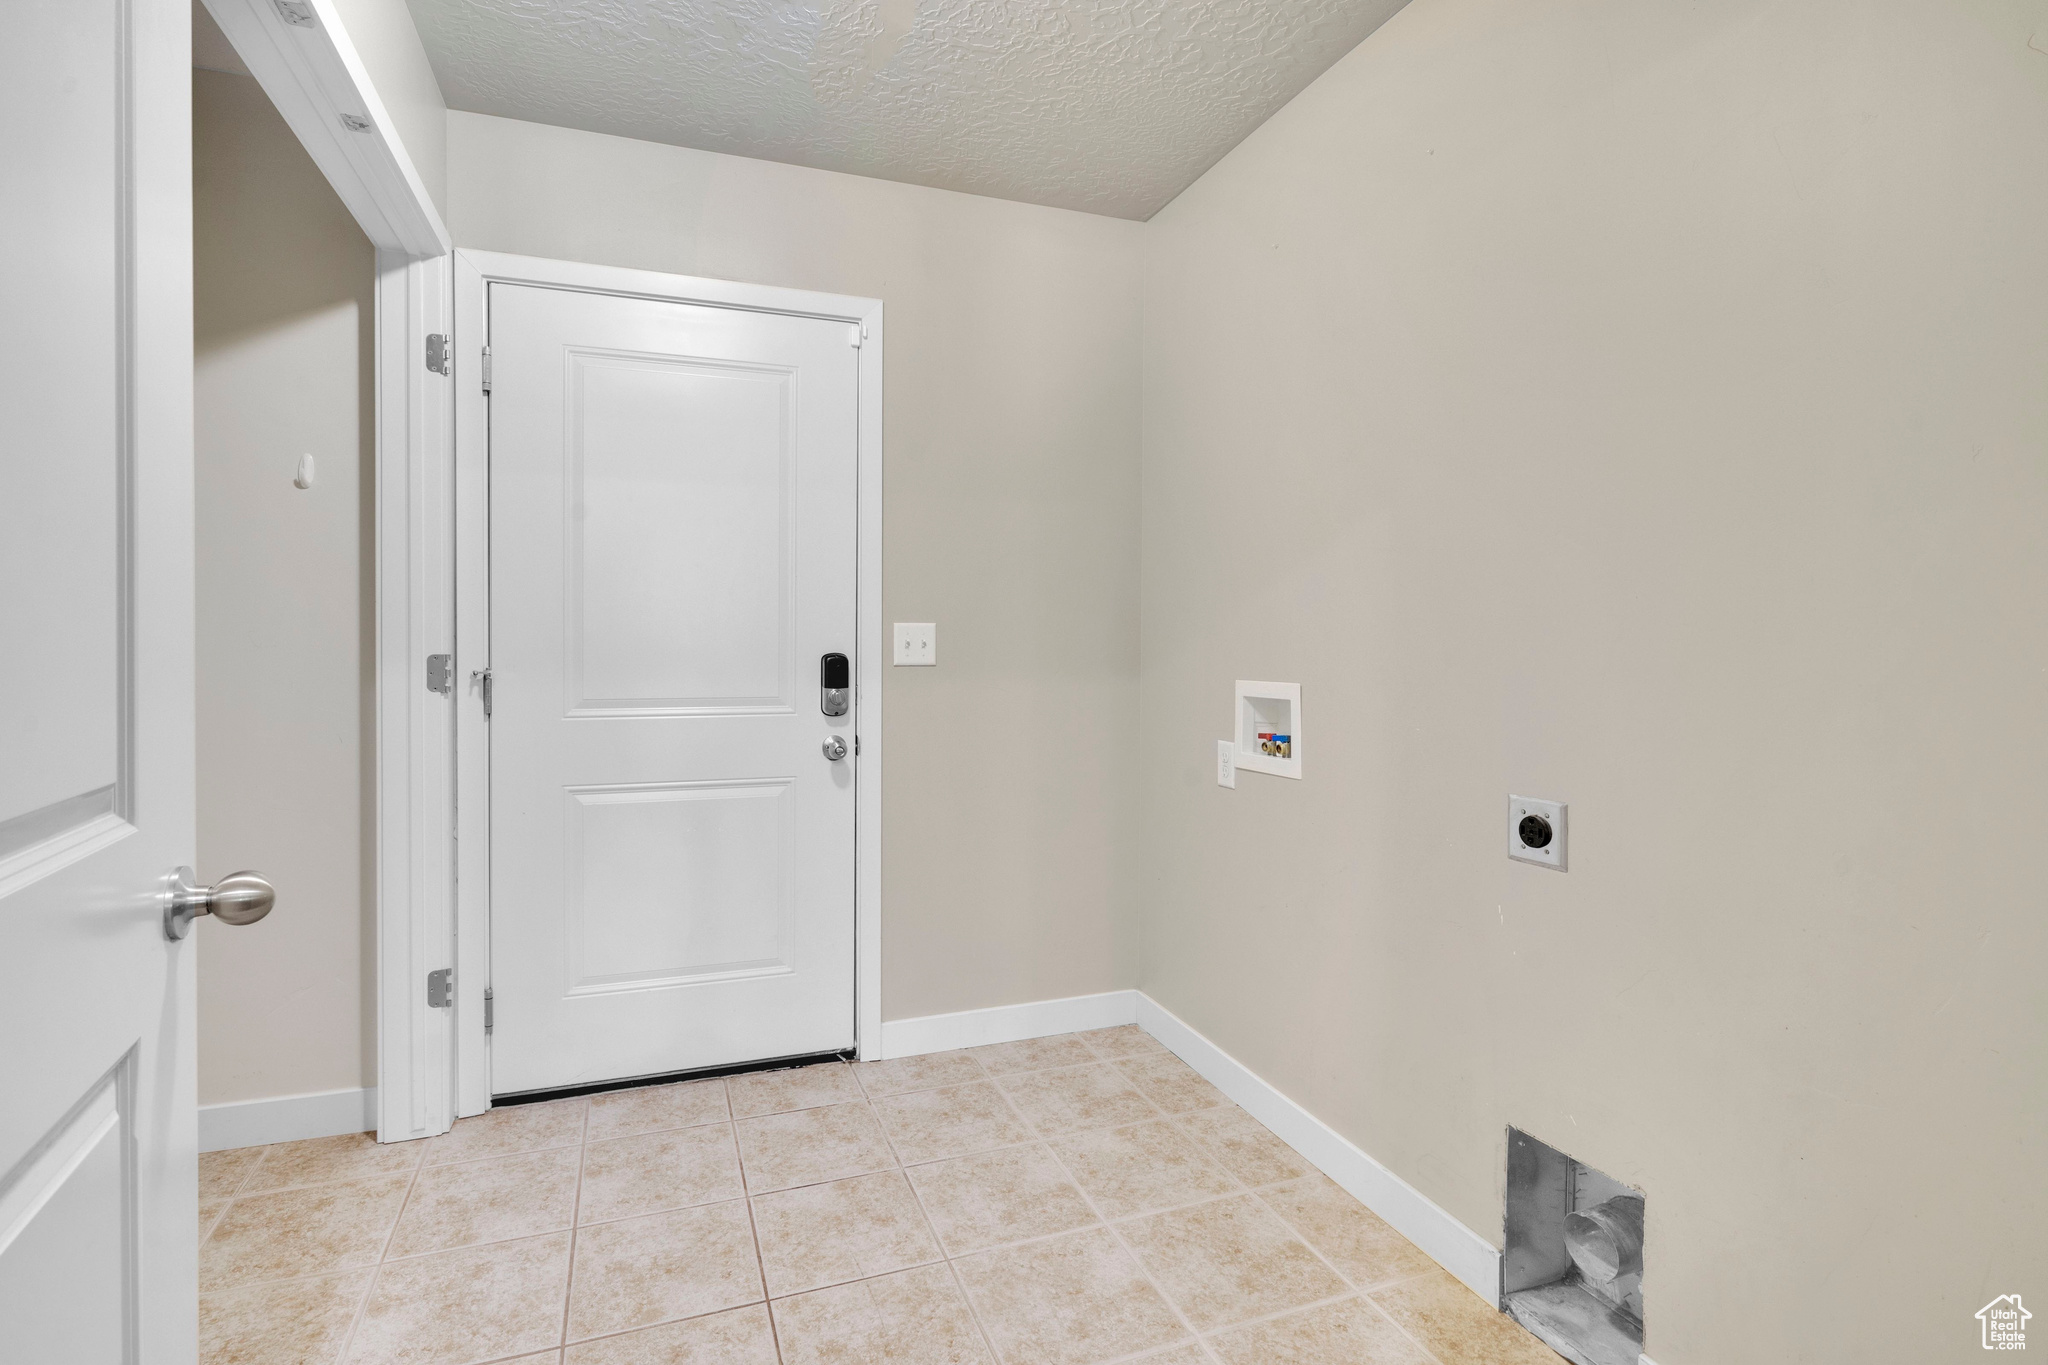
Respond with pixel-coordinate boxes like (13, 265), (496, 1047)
(374, 253), (455, 1141)
(199, 0), (458, 1143)
(450, 249), (886, 1117)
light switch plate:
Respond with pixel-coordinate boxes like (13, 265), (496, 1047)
(893, 622), (936, 666)
(1216, 740), (1236, 788)
(1508, 795), (1567, 870)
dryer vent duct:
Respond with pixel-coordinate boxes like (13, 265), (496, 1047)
(1503, 1128), (1645, 1365)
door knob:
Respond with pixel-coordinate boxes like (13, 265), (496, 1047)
(163, 866), (275, 941)
(822, 736), (848, 761)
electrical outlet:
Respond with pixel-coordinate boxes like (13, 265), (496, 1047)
(1217, 740), (1236, 788)
(893, 622), (936, 666)
(1508, 795), (1567, 870)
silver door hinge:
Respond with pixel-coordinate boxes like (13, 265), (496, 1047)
(854, 735), (861, 756)
(480, 346), (492, 392)
(426, 333), (450, 376)
(472, 668), (492, 717)
(483, 987), (494, 1034)
(427, 968), (453, 1009)
(427, 653), (453, 695)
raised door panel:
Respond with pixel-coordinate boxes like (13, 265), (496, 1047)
(0, 1073), (131, 1364)
(568, 351), (796, 716)
(0, 0), (125, 869)
(565, 780), (795, 995)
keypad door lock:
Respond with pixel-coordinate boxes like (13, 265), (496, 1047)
(821, 653), (850, 716)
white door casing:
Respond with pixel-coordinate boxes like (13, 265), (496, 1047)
(0, 0), (198, 1359)
(484, 278), (875, 1095)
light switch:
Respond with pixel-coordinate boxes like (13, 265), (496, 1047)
(893, 622), (936, 666)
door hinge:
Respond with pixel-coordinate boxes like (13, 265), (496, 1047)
(483, 987), (494, 1034)
(427, 653), (453, 695)
(472, 668), (492, 717)
(480, 345), (492, 392)
(425, 333), (450, 376)
(854, 735), (861, 756)
(427, 968), (453, 1009)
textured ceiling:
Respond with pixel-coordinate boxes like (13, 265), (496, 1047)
(407, 0), (1412, 219)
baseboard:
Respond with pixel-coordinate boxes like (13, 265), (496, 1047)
(199, 1087), (378, 1152)
(1135, 993), (1503, 1306)
(879, 989), (1138, 1059)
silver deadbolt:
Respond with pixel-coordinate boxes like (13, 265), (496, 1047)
(163, 866), (276, 941)
(822, 736), (848, 761)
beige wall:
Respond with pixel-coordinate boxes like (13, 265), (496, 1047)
(327, 0), (447, 219)
(194, 68), (376, 1105)
(1138, 1), (2048, 1360)
(446, 112), (1147, 1021)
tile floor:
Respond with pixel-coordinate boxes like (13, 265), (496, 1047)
(198, 1025), (1563, 1365)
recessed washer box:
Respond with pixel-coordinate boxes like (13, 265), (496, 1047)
(1233, 680), (1300, 779)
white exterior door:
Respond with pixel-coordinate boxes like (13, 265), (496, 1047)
(0, 0), (201, 1360)
(488, 283), (860, 1096)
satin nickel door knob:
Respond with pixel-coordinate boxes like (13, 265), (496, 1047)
(822, 736), (848, 761)
(163, 866), (276, 940)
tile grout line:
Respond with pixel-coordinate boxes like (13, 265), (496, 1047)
(1193, 1288), (1362, 1346)
(195, 1145), (253, 1250)
(1094, 1032), (1450, 1361)
(858, 1089), (1009, 1365)
(993, 1049), (1229, 1365)
(327, 1140), (429, 1365)
(1060, 1033), (1244, 1363)
(1235, 1181), (1455, 1365)
(722, 1079), (790, 1365)
(1034, 1117), (1228, 1364)
(556, 1098), (594, 1354)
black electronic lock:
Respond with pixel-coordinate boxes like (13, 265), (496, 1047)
(820, 653), (850, 716)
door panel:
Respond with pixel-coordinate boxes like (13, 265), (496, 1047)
(0, 0), (196, 1359)
(0, 0), (123, 848)
(0, 1072), (131, 1363)
(490, 284), (858, 1095)
(565, 780), (794, 993)
(569, 352), (795, 713)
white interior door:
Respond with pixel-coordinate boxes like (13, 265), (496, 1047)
(0, 0), (201, 1359)
(488, 283), (860, 1096)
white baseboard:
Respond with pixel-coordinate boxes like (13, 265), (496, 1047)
(199, 1087), (378, 1152)
(1135, 993), (1502, 1304)
(879, 989), (1138, 1059)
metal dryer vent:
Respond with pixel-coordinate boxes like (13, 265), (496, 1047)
(1503, 1128), (1645, 1365)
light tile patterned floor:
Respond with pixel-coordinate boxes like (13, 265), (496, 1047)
(198, 1026), (1564, 1365)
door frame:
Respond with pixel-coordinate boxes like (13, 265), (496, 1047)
(196, 0), (461, 1144)
(450, 249), (885, 1117)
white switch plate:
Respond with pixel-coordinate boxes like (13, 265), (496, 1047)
(893, 622), (936, 666)
(1216, 740), (1236, 788)
(1508, 795), (1567, 870)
